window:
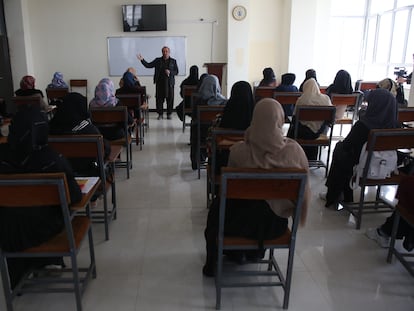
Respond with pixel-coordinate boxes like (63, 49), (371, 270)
(330, 0), (414, 81)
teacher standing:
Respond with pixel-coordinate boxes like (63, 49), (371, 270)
(137, 46), (179, 120)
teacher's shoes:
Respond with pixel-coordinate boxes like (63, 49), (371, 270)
(157, 114), (163, 120)
(167, 114), (172, 120)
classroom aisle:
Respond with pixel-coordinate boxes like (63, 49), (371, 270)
(2, 113), (413, 311)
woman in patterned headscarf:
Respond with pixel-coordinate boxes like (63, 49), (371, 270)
(89, 78), (133, 140)
(47, 72), (69, 88)
(89, 78), (119, 108)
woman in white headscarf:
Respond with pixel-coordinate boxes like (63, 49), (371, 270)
(287, 78), (333, 160)
(203, 98), (310, 276)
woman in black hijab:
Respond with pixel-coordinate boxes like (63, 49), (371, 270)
(299, 69), (319, 92)
(49, 92), (111, 175)
(326, 69), (353, 97)
(176, 65), (199, 120)
(212, 81), (255, 174)
(258, 67), (277, 87)
(322, 88), (398, 208)
(0, 106), (82, 289)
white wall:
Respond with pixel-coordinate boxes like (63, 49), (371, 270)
(4, 0), (332, 100)
(4, 0), (227, 103)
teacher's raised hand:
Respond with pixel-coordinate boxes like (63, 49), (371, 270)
(136, 53), (144, 61)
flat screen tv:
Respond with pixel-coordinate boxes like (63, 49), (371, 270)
(122, 4), (167, 32)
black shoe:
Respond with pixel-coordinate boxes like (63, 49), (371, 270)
(157, 114), (163, 120)
(167, 114), (172, 120)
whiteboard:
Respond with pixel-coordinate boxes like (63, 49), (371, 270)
(107, 36), (186, 77)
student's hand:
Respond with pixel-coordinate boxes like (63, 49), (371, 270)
(136, 54), (143, 61)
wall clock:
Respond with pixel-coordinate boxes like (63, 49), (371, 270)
(232, 5), (247, 21)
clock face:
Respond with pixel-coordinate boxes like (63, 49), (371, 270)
(232, 5), (247, 21)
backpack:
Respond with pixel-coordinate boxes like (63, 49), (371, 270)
(349, 142), (398, 189)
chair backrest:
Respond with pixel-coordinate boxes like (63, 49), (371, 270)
(367, 128), (414, 152)
(254, 86), (276, 102)
(356, 80), (378, 92)
(12, 96), (43, 110)
(219, 167), (307, 234)
(330, 93), (361, 121)
(70, 79), (88, 100)
(273, 92), (302, 105)
(197, 105), (225, 124)
(45, 88), (69, 104)
(294, 105), (336, 132)
(182, 85), (198, 97)
(0, 172), (70, 209)
(116, 94), (141, 110)
(89, 106), (128, 126)
(398, 107), (414, 126)
(48, 134), (107, 197)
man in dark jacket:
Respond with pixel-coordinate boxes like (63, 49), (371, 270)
(137, 46), (179, 119)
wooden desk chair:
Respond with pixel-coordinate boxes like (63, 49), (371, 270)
(48, 134), (121, 240)
(181, 85), (198, 132)
(254, 86), (276, 102)
(341, 128), (414, 229)
(398, 107), (414, 128)
(45, 88), (69, 105)
(70, 79), (88, 101)
(196, 105), (225, 179)
(89, 106), (133, 179)
(319, 86), (328, 94)
(293, 105), (336, 176)
(207, 128), (244, 208)
(387, 175), (414, 276)
(11, 95), (43, 110)
(330, 92), (362, 139)
(0, 172), (97, 311)
(137, 86), (149, 132)
(215, 167), (307, 310)
(273, 92), (302, 122)
(356, 80), (378, 92)
(116, 93), (144, 150)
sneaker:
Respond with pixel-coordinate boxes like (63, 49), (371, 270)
(319, 191), (327, 201)
(365, 228), (390, 248)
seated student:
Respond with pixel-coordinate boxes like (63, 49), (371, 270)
(366, 176), (414, 251)
(299, 69), (319, 92)
(203, 98), (310, 276)
(175, 65), (199, 121)
(0, 106), (82, 289)
(258, 67), (277, 87)
(47, 71), (69, 89)
(326, 69), (353, 97)
(190, 74), (227, 170)
(49, 92), (111, 174)
(15, 75), (50, 111)
(274, 73), (299, 118)
(116, 70), (142, 95)
(89, 78), (134, 141)
(320, 88), (398, 208)
(213, 81), (255, 173)
(287, 78), (333, 160)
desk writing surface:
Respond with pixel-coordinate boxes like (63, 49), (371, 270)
(72, 177), (101, 211)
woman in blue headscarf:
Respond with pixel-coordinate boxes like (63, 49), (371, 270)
(47, 72), (69, 88)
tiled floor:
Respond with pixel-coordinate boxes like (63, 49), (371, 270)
(1, 114), (413, 311)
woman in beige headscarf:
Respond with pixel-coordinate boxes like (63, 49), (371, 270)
(287, 78), (332, 160)
(203, 98), (310, 277)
